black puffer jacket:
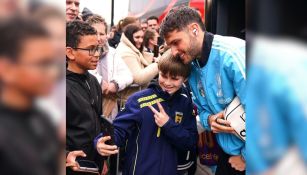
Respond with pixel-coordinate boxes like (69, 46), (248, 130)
(0, 103), (60, 175)
(66, 70), (103, 169)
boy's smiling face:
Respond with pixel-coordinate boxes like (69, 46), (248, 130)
(66, 35), (100, 73)
(158, 71), (185, 95)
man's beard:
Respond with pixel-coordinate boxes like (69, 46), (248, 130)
(185, 39), (201, 63)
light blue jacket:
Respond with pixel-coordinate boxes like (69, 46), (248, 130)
(188, 33), (246, 158)
(246, 37), (307, 174)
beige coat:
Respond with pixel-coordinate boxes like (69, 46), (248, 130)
(115, 33), (158, 101)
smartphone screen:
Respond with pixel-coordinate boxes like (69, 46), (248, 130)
(153, 45), (159, 57)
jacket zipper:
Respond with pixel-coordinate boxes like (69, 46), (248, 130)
(195, 61), (216, 114)
(132, 125), (140, 175)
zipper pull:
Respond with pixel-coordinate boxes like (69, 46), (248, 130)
(156, 127), (161, 137)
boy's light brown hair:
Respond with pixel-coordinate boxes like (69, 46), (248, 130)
(158, 49), (191, 78)
(86, 14), (108, 33)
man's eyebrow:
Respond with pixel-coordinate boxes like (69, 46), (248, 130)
(169, 39), (179, 45)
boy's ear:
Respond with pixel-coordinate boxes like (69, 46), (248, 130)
(66, 47), (75, 61)
(184, 78), (188, 83)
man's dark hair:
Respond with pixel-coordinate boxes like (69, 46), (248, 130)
(0, 17), (49, 61)
(147, 16), (159, 23)
(66, 20), (97, 48)
(160, 6), (205, 38)
(124, 24), (144, 52)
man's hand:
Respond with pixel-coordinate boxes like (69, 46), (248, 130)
(208, 111), (234, 133)
(96, 136), (119, 156)
(229, 155), (246, 171)
(66, 150), (86, 171)
(148, 102), (169, 127)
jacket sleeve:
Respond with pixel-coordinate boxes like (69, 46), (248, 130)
(160, 101), (198, 151)
(112, 54), (133, 91)
(224, 44), (246, 108)
(93, 95), (141, 147)
(121, 52), (158, 85)
(112, 95), (142, 147)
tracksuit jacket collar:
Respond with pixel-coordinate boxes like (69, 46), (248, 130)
(195, 31), (214, 68)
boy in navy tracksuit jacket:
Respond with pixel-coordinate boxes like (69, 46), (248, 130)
(95, 52), (198, 175)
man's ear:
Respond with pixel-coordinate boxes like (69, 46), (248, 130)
(188, 23), (200, 36)
(66, 47), (75, 61)
(0, 58), (16, 84)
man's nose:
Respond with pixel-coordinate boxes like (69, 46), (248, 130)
(71, 3), (77, 10)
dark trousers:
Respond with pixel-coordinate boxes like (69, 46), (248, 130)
(215, 150), (245, 175)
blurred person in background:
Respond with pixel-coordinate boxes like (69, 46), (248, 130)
(81, 7), (93, 21)
(108, 26), (117, 40)
(147, 15), (164, 46)
(160, 6), (246, 175)
(0, 0), (28, 19)
(65, 20), (117, 174)
(66, 0), (79, 22)
(86, 14), (133, 119)
(144, 29), (159, 54)
(141, 20), (148, 32)
(32, 4), (66, 126)
(0, 17), (60, 175)
(115, 24), (159, 104)
(32, 7), (66, 174)
(108, 16), (139, 48)
(144, 29), (161, 64)
(147, 16), (159, 32)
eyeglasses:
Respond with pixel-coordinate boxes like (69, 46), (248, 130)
(73, 46), (104, 56)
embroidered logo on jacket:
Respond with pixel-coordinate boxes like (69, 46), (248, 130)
(175, 112), (183, 123)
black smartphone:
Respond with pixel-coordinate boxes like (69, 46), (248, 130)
(153, 45), (159, 58)
(100, 115), (115, 145)
(76, 160), (99, 173)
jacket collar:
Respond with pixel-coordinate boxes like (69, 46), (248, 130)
(195, 31), (214, 68)
(66, 69), (90, 81)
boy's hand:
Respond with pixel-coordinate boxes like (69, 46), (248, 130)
(229, 155), (246, 171)
(149, 102), (169, 127)
(66, 150), (86, 171)
(96, 136), (119, 156)
(208, 111), (235, 133)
